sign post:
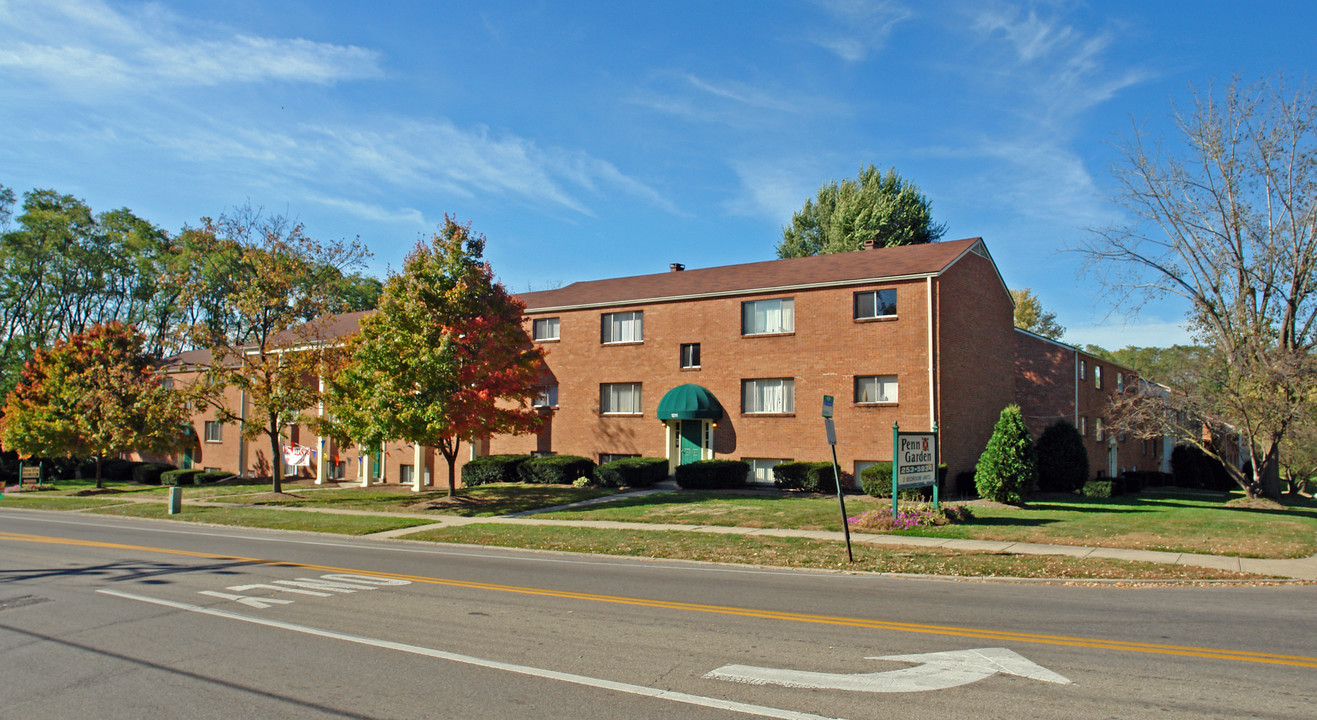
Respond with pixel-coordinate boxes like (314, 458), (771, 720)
(892, 422), (940, 516)
(823, 396), (853, 563)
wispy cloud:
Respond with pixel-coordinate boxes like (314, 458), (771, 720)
(629, 72), (844, 126)
(724, 158), (826, 224)
(0, 0), (382, 91)
(807, 0), (912, 62)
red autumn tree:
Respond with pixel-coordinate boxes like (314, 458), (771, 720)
(322, 217), (547, 495)
(0, 323), (190, 488)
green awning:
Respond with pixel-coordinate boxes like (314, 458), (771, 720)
(657, 384), (724, 420)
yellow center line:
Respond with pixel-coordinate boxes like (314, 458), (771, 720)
(4, 530), (1314, 668)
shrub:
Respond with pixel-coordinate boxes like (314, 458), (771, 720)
(595, 457), (669, 488)
(101, 458), (141, 482)
(674, 459), (749, 489)
(1035, 420), (1088, 493)
(132, 463), (176, 485)
(860, 462), (948, 500)
(847, 503), (974, 531)
(974, 404), (1036, 505)
(518, 455), (595, 485)
(1082, 479), (1117, 498)
(462, 455), (531, 486)
(195, 470), (234, 484)
(772, 462), (851, 493)
(160, 468), (204, 486)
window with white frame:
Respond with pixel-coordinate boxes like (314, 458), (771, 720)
(601, 311), (643, 343)
(1095, 417), (1105, 441)
(1094, 365), (1103, 389)
(1117, 372), (1124, 392)
(204, 421), (222, 443)
(1079, 359), (1086, 380)
(532, 317), (560, 342)
(854, 375), (898, 404)
(600, 453), (640, 465)
(741, 298), (794, 335)
(600, 382), (642, 414)
(534, 384), (558, 408)
(854, 289), (897, 319)
(399, 464), (415, 485)
(1078, 416), (1087, 436)
(745, 458), (787, 484)
(680, 343), (701, 369)
(742, 378), (795, 414)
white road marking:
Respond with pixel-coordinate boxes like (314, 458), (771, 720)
(98, 589), (851, 720)
(706, 647), (1072, 693)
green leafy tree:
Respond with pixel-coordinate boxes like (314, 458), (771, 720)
(1010, 288), (1065, 340)
(1035, 419), (1089, 493)
(974, 404), (1037, 504)
(776, 164), (945, 258)
(322, 218), (547, 496)
(185, 207), (368, 493)
(0, 323), (190, 488)
(1082, 74), (1317, 499)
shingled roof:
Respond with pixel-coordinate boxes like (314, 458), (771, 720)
(517, 237), (992, 312)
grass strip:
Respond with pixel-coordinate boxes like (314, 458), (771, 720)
(0, 495), (131, 510)
(399, 523), (1278, 581)
(245, 483), (620, 517)
(89, 503), (435, 535)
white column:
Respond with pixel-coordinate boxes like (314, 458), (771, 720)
(412, 443), (423, 493)
(315, 375), (327, 484)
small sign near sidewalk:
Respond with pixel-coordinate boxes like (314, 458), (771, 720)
(891, 423), (940, 515)
(822, 395), (852, 563)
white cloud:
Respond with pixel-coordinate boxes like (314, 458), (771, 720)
(0, 0), (382, 91)
(724, 158), (824, 224)
(808, 0), (912, 62)
(628, 72), (846, 127)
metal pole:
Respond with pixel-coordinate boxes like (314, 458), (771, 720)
(891, 422), (900, 517)
(831, 443), (853, 563)
(932, 422), (940, 510)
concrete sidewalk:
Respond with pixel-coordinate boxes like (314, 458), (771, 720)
(67, 483), (1317, 581)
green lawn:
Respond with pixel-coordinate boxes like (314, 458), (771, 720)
(242, 483), (620, 517)
(89, 503), (435, 535)
(400, 523), (1279, 581)
(536, 490), (1317, 559)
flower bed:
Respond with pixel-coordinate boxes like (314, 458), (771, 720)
(847, 503), (973, 531)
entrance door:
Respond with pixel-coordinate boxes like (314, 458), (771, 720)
(679, 420), (703, 465)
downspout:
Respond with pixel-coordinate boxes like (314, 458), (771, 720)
(1073, 350), (1079, 426)
(927, 276), (935, 428)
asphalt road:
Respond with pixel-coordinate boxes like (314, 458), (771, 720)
(1, 509), (1313, 719)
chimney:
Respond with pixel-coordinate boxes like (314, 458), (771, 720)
(669, 263), (685, 272)
(862, 238), (880, 250)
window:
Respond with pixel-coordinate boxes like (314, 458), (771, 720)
(204, 467), (221, 473)
(854, 289), (897, 319)
(1079, 359), (1086, 380)
(745, 458), (787, 484)
(534, 384), (558, 408)
(742, 378), (795, 414)
(532, 317), (560, 342)
(742, 298), (794, 335)
(329, 460), (346, 479)
(854, 375), (898, 404)
(601, 311), (643, 343)
(600, 453), (640, 465)
(204, 421), (222, 443)
(1117, 372), (1125, 393)
(1094, 365), (1103, 389)
(161, 377), (175, 390)
(400, 464), (415, 485)
(1078, 416), (1087, 436)
(1095, 417), (1105, 441)
(680, 343), (701, 369)
(600, 382), (642, 414)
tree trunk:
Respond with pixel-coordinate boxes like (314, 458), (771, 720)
(1258, 444), (1282, 500)
(440, 437), (460, 497)
(269, 412), (282, 494)
(95, 455), (103, 490)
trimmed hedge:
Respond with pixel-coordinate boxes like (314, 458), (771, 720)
(674, 459), (749, 490)
(518, 455), (595, 485)
(196, 470), (234, 484)
(772, 461), (852, 494)
(1082, 479), (1117, 498)
(859, 462), (949, 500)
(132, 463), (176, 485)
(595, 457), (669, 488)
(462, 455), (531, 486)
(160, 468), (204, 486)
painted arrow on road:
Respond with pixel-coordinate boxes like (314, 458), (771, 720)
(704, 647), (1071, 693)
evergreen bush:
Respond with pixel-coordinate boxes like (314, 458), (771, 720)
(595, 457), (669, 488)
(462, 454), (531, 486)
(518, 455), (595, 484)
(132, 463), (175, 485)
(674, 459), (749, 489)
(860, 462), (947, 500)
(1035, 419), (1088, 493)
(160, 468), (203, 486)
(974, 404), (1036, 505)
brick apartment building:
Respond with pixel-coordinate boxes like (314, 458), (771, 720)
(160, 237), (1151, 493)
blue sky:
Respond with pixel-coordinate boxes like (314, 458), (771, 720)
(2, 0), (1314, 349)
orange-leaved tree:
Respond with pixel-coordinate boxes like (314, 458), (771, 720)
(0, 322), (190, 487)
(322, 217), (547, 495)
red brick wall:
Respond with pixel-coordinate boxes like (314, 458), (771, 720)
(935, 252), (1017, 492)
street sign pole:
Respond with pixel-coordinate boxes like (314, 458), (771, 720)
(932, 422), (940, 510)
(891, 421), (899, 517)
(822, 396), (852, 563)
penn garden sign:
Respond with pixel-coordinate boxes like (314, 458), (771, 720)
(892, 422), (940, 514)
